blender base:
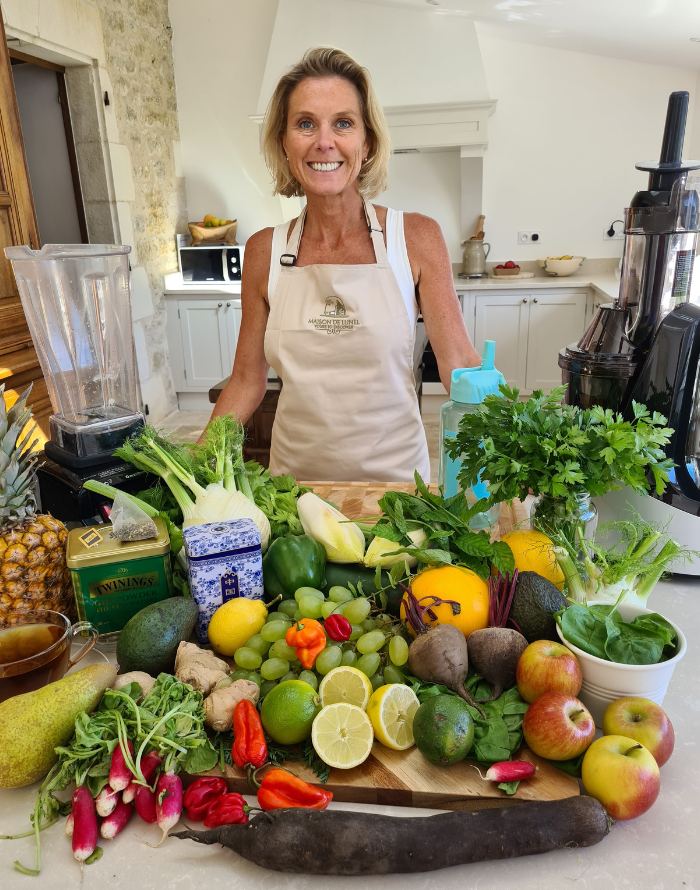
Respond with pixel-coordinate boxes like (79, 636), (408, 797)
(44, 440), (125, 469)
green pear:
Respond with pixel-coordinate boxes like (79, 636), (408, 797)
(0, 662), (117, 788)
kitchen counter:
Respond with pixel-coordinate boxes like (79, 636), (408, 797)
(0, 572), (697, 889)
(164, 272), (241, 296)
(453, 273), (620, 303)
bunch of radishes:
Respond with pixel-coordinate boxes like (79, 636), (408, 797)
(67, 741), (183, 867)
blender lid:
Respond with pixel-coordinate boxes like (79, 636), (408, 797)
(5, 244), (131, 261)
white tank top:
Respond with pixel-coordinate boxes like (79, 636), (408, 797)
(267, 206), (417, 332)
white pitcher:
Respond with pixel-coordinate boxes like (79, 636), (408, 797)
(462, 239), (491, 276)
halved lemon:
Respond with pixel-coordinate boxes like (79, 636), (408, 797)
(319, 666), (373, 710)
(311, 703), (374, 769)
(366, 684), (420, 751)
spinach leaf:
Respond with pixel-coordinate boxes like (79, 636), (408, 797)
(498, 780), (520, 795)
(603, 610), (665, 665)
(556, 604), (607, 659)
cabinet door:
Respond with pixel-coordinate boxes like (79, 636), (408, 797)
(179, 300), (231, 389)
(224, 300), (242, 364)
(474, 293), (529, 389)
(525, 292), (587, 392)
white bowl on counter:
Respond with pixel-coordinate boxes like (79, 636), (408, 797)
(537, 256), (585, 276)
(556, 603), (686, 727)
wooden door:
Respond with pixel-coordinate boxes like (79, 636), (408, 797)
(474, 292), (529, 391)
(0, 20), (46, 440)
(525, 291), (587, 393)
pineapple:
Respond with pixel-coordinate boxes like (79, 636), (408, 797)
(0, 385), (73, 619)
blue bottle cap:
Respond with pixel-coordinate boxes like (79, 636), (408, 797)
(449, 340), (506, 405)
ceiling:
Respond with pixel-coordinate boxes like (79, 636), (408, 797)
(353, 0), (700, 70)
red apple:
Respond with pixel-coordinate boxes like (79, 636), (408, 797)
(522, 691), (595, 760)
(505, 261), (516, 268)
(581, 735), (660, 820)
(495, 264), (505, 269)
(602, 697), (674, 767)
(516, 640), (582, 703)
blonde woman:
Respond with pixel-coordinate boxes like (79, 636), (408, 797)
(208, 47), (480, 482)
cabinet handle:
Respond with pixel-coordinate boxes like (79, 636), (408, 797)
(522, 298), (528, 303)
(226, 301), (231, 307)
(533, 298), (538, 303)
(217, 302), (222, 307)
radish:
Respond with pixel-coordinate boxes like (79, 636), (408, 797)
(152, 772), (183, 847)
(100, 800), (134, 840)
(71, 786), (98, 865)
(134, 785), (158, 824)
(109, 740), (134, 792)
(123, 750), (162, 803)
(475, 761), (537, 783)
(96, 785), (119, 817)
(65, 812), (74, 837)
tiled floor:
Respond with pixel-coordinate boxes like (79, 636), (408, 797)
(158, 409), (441, 481)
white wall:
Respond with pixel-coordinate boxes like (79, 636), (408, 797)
(478, 35), (700, 262)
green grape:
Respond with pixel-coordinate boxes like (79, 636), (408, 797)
(246, 672), (262, 687)
(260, 657), (290, 680)
(299, 670), (318, 690)
(349, 624), (363, 641)
(356, 652), (380, 677)
(315, 646), (342, 675)
(245, 634), (271, 656)
(294, 587), (324, 603)
(293, 609), (303, 621)
(261, 620), (291, 643)
(341, 649), (357, 667)
(259, 679), (278, 698)
(321, 601), (342, 619)
(361, 618), (378, 632)
(289, 657), (302, 670)
(369, 672), (384, 692)
(343, 597), (371, 625)
(229, 669), (250, 682)
(375, 613), (393, 626)
(328, 586), (354, 604)
(265, 611), (282, 623)
(299, 595), (324, 619)
(278, 599), (299, 618)
(389, 635), (409, 666)
(234, 647), (262, 670)
(383, 664), (405, 685)
(279, 671), (297, 683)
(356, 630), (386, 654)
(271, 639), (297, 660)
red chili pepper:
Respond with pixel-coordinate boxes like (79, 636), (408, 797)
(257, 768), (333, 811)
(183, 776), (227, 821)
(232, 700), (267, 770)
(203, 793), (250, 829)
(323, 613), (352, 642)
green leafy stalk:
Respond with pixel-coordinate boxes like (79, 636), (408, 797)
(83, 480), (159, 517)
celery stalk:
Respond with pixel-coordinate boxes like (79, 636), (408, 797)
(83, 480), (158, 517)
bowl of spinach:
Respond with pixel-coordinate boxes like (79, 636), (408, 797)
(555, 601), (686, 726)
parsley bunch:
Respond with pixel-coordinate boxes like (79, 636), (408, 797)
(447, 385), (674, 516)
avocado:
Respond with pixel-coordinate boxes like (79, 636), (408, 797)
(413, 695), (474, 765)
(116, 597), (198, 675)
(510, 571), (568, 643)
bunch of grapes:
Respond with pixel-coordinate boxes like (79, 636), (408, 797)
(229, 586), (410, 699)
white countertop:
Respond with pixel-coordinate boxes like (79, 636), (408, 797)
(0, 574), (697, 889)
(453, 273), (620, 302)
(164, 272), (241, 295)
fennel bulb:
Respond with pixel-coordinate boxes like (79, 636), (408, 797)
(297, 492), (365, 563)
(363, 528), (427, 569)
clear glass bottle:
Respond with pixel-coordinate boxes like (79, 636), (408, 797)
(530, 491), (598, 549)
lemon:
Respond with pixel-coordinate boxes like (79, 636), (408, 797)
(499, 529), (565, 590)
(311, 703), (374, 769)
(366, 684), (420, 750)
(261, 680), (321, 745)
(319, 666), (373, 710)
(207, 597), (267, 656)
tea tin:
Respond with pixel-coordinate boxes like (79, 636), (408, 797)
(183, 518), (263, 644)
(67, 518), (172, 636)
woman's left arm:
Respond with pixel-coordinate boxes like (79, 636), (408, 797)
(404, 212), (481, 392)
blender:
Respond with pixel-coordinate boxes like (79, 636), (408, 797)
(5, 244), (151, 522)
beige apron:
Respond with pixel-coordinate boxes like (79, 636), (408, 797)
(264, 198), (430, 483)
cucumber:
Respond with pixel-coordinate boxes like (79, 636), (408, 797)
(321, 563), (404, 615)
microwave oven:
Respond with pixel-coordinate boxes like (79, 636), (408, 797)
(177, 239), (244, 284)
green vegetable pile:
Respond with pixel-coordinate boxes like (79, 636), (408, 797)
(246, 464), (312, 540)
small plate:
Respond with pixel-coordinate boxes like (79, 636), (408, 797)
(65, 638), (111, 676)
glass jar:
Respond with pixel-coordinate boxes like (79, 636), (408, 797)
(530, 492), (598, 549)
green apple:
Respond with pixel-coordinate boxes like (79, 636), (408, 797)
(582, 735), (660, 820)
(602, 697), (674, 766)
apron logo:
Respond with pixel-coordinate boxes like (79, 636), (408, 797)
(309, 296), (360, 334)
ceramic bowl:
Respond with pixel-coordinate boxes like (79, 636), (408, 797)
(556, 603), (686, 726)
(537, 256), (585, 276)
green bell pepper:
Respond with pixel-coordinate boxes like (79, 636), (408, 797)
(262, 534), (326, 601)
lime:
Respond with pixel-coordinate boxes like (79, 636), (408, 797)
(208, 598), (267, 656)
(412, 695), (474, 765)
(260, 680), (321, 745)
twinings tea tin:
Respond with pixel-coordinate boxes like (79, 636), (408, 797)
(67, 518), (172, 635)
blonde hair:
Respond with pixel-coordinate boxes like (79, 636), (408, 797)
(261, 47), (391, 200)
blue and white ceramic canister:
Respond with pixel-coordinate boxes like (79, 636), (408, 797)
(183, 518), (264, 644)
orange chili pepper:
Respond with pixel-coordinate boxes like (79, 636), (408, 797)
(285, 618), (326, 669)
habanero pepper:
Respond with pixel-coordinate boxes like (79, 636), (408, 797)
(323, 613), (351, 642)
(203, 793), (250, 829)
(232, 699), (267, 770)
(183, 776), (227, 821)
(285, 618), (326, 670)
(257, 768), (333, 811)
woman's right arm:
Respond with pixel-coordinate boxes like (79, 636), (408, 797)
(206, 228), (273, 426)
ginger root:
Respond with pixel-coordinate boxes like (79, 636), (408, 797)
(174, 641), (229, 696)
(204, 679), (260, 731)
(112, 671), (156, 700)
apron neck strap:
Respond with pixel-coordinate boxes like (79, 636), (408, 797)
(280, 197), (387, 266)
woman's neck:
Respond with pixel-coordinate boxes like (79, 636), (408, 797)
(302, 189), (368, 249)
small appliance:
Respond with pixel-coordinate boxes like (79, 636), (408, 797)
(177, 235), (244, 285)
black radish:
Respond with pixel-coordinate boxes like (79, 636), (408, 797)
(171, 796), (611, 875)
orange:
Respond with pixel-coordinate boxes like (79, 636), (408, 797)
(401, 565), (489, 639)
(498, 529), (565, 590)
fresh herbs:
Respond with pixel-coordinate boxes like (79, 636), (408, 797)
(246, 463), (312, 540)
(447, 385), (674, 517)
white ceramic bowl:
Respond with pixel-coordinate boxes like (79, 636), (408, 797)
(537, 256), (585, 277)
(556, 603), (686, 727)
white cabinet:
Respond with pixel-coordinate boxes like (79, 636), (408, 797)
(165, 296), (240, 393)
(525, 292), (587, 392)
(473, 293), (529, 389)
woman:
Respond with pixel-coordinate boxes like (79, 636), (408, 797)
(208, 47), (480, 482)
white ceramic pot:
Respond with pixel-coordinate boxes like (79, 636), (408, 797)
(536, 256), (585, 276)
(556, 603), (686, 727)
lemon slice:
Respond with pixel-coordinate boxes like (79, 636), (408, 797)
(319, 666), (373, 710)
(311, 703), (374, 769)
(366, 684), (420, 751)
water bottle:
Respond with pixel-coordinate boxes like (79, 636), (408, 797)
(438, 340), (505, 529)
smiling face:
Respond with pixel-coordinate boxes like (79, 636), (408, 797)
(282, 76), (371, 199)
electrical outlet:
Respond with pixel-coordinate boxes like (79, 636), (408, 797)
(518, 231), (542, 244)
(603, 226), (625, 241)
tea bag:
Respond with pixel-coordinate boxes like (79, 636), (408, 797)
(110, 490), (157, 542)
